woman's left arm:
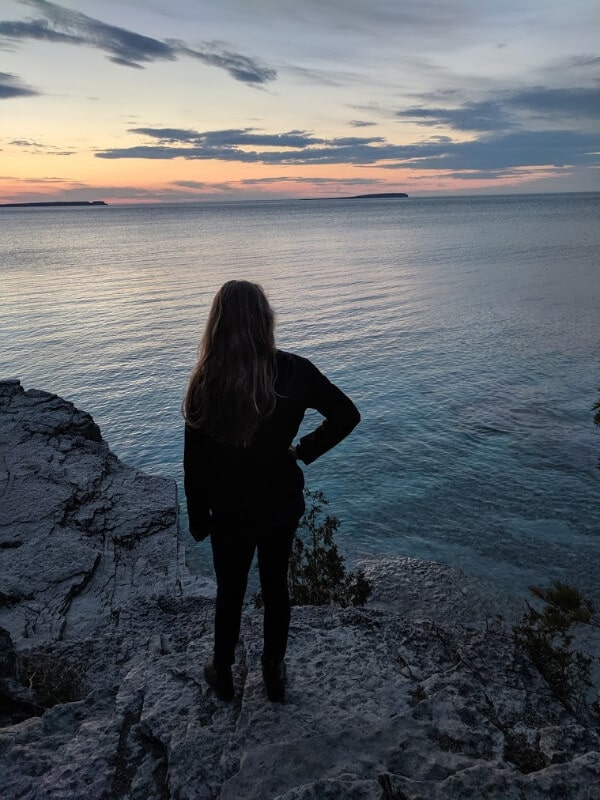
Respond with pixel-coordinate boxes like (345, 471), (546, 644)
(295, 359), (360, 465)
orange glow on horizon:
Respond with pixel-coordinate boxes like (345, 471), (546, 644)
(0, 145), (574, 205)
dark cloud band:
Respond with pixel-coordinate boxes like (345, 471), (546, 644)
(95, 124), (598, 174)
(397, 88), (600, 132)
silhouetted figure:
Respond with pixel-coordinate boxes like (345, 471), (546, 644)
(183, 280), (359, 702)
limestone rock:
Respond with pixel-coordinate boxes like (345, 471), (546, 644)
(0, 380), (598, 799)
(0, 379), (212, 646)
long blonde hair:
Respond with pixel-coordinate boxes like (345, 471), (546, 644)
(183, 280), (277, 445)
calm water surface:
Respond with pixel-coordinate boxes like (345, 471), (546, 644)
(2, 194), (599, 602)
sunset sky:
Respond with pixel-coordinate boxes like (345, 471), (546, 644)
(1, 0), (598, 203)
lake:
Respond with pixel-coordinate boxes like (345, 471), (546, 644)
(2, 193), (599, 602)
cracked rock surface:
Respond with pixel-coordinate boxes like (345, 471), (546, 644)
(1, 379), (599, 799)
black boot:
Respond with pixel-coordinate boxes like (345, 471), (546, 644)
(261, 655), (286, 703)
(204, 660), (234, 701)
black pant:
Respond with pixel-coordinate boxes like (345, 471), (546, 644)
(210, 517), (299, 668)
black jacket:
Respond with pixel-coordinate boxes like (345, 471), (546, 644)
(184, 350), (360, 532)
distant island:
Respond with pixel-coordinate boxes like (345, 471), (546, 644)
(343, 192), (408, 200)
(0, 201), (107, 208)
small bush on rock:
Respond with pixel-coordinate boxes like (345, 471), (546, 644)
(503, 730), (546, 774)
(513, 581), (599, 717)
(254, 489), (371, 608)
(20, 649), (83, 709)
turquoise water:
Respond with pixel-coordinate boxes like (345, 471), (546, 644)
(1, 194), (599, 601)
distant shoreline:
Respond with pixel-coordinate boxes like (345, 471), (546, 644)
(300, 191), (409, 202)
(0, 201), (107, 208)
(341, 192), (408, 200)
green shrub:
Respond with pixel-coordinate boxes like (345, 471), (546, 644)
(254, 489), (372, 608)
(513, 582), (598, 716)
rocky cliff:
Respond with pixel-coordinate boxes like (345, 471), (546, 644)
(1, 379), (598, 799)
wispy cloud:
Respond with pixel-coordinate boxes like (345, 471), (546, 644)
(0, 174), (78, 183)
(238, 176), (380, 185)
(419, 166), (568, 182)
(171, 44), (276, 84)
(254, 0), (477, 38)
(8, 137), (74, 154)
(0, 176), (213, 202)
(283, 65), (362, 87)
(171, 179), (233, 191)
(0, 0), (276, 84)
(567, 55), (600, 69)
(171, 180), (210, 189)
(0, 71), (38, 98)
(397, 101), (512, 132)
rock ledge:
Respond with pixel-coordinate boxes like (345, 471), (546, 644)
(1, 380), (598, 799)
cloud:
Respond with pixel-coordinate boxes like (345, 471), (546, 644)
(8, 137), (74, 154)
(283, 65), (362, 87)
(238, 176), (379, 185)
(430, 167), (566, 181)
(251, 0), (477, 38)
(509, 87), (600, 120)
(0, 176), (247, 203)
(349, 120), (377, 128)
(0, 0), (275, 84)
(0, 71), (38, 98)
(1, 1), (174, 65)
(95, 126), (389, 164)
(397, 100), (511, 132)
(396, 87), (600, 132)
(0, 174), (78, 183)
(175, 44), (276, 84)
(568, 55), (600, 69)
(375, 130), (598, 171)
(10, 138), (44, 146)
(171, 179), (233, 191)
(171, 180), (210, 189)
(0, 177), (196, 200)
(0, 17), (82, 46)
(129, 127), (331, 148)
(95, 123), (598, 176)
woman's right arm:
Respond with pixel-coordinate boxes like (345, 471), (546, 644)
(183, 425), (213, 541)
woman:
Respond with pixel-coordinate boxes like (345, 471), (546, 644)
(183, 280), (359, 703)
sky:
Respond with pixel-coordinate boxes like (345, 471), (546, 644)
(1, 0), (599, 203)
